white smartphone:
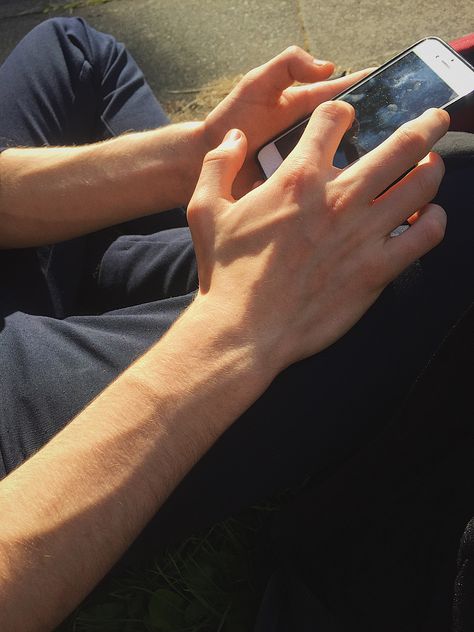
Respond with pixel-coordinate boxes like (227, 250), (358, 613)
(257, 37), (474, 178)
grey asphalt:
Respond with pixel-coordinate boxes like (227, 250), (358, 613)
(0, 0), (472, 104)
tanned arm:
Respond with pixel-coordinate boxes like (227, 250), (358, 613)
(0, 43), (449, 630)
(0, 105), (449, 631)
(0, 46), (372, 250)
(0, 122), (206, 248)
(0, 297), (273, 631)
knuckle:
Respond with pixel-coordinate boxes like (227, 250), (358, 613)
(326, 182), (353, 215)
(203, 146), (229, 165)
(188, 186), (215, 219)
(242, 66), (261, 86)
(187, 191), (216, 235)
(187, 193), (206, 220)
(279, 157), (320, 205)
(279, 164), (309, 202)
(284, 44), (304, 58)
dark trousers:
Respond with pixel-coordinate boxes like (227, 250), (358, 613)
(0, 17), (473, 569)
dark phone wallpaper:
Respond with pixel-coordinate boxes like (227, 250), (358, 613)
(275, 52), (457, 167)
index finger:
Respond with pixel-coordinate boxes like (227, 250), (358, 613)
(286, 100), (355, 169)
(286, 67), (377, 117)
(289, 67), (377, 102)
(338, 108), (450, 201)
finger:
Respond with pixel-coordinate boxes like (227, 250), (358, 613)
(340, 108), (450, 201)
(384, 203), (446, 276)
(288, 100), (355, 169)
(192, 129), (247, 205)
(373, 152), (445, 231)
(246, 46), (334, 97)
(286, 67), (377, 113)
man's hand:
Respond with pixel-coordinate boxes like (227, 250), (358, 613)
(0, 61), (450, 632)
(202, 46), (374, 197)
(0, 46), (371, 248)
(188, 103), (450, 374)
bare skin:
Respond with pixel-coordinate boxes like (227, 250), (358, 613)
(0, 47), (371, 248)
(189, 104), (449, 369)
(0, 45), (450, 630)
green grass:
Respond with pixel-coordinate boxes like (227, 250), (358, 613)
(56, 501), (282, 632)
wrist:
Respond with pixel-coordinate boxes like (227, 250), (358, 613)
(170, 121), (209, 204)
(107, 122), (209, 212)
(130, 294), (276, 440)
(183, 293), (280, 387)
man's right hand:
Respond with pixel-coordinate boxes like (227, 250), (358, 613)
(0, 96), (449, 632)
(187, 102), (450, 375)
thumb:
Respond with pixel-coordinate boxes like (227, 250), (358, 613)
(194, 129), (247, 204)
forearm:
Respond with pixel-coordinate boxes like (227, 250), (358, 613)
(0, 297), (272, 632)
(0, 122), (207, 248)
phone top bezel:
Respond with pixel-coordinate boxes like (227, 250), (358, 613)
(415, 38), (474, 94)
(257, 36), (474, 179)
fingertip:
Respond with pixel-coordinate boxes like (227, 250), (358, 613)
(315, 99), (354, 122)
(220, 128), (245, 148)
(420, 202), (447, 240)
(313, 58), (334, 73)
(344, 101), (356, 128)
(387, 201), (447, 276)
(439, 109), (451, 132)
(421, 201), (447, 220)
(312, 61), (335, 81)
(424, 107), (450, 129)
(290, 46), (333, 76)
(436, 108), (451, 126)
(407, 200), (445, 227)
(313, 58), (332, 66)
(430, 150), (446, 175)
(299, 99), (357, 167)
(198, 128), (248, 203)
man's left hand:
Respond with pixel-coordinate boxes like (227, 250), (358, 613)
(201, 46), (374, 196)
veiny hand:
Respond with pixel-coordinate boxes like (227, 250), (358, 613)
(202, 46), (374, 197)
(188, 103), (450, 376)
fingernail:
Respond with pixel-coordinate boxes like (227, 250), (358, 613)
(221, 129), (242, 147)
(313, 58), (330, 66)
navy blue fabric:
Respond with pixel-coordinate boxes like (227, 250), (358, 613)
(0, 17), (169, 149)
(0, 17), (184, 320)
(260, 302), (473, 632)
(0, 17), (191, 478)
(0, 19), (473, 580)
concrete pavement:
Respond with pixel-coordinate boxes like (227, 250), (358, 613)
(0, 0), (472, 105)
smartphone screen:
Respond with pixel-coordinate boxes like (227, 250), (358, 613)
(274, 50), (458, 168)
